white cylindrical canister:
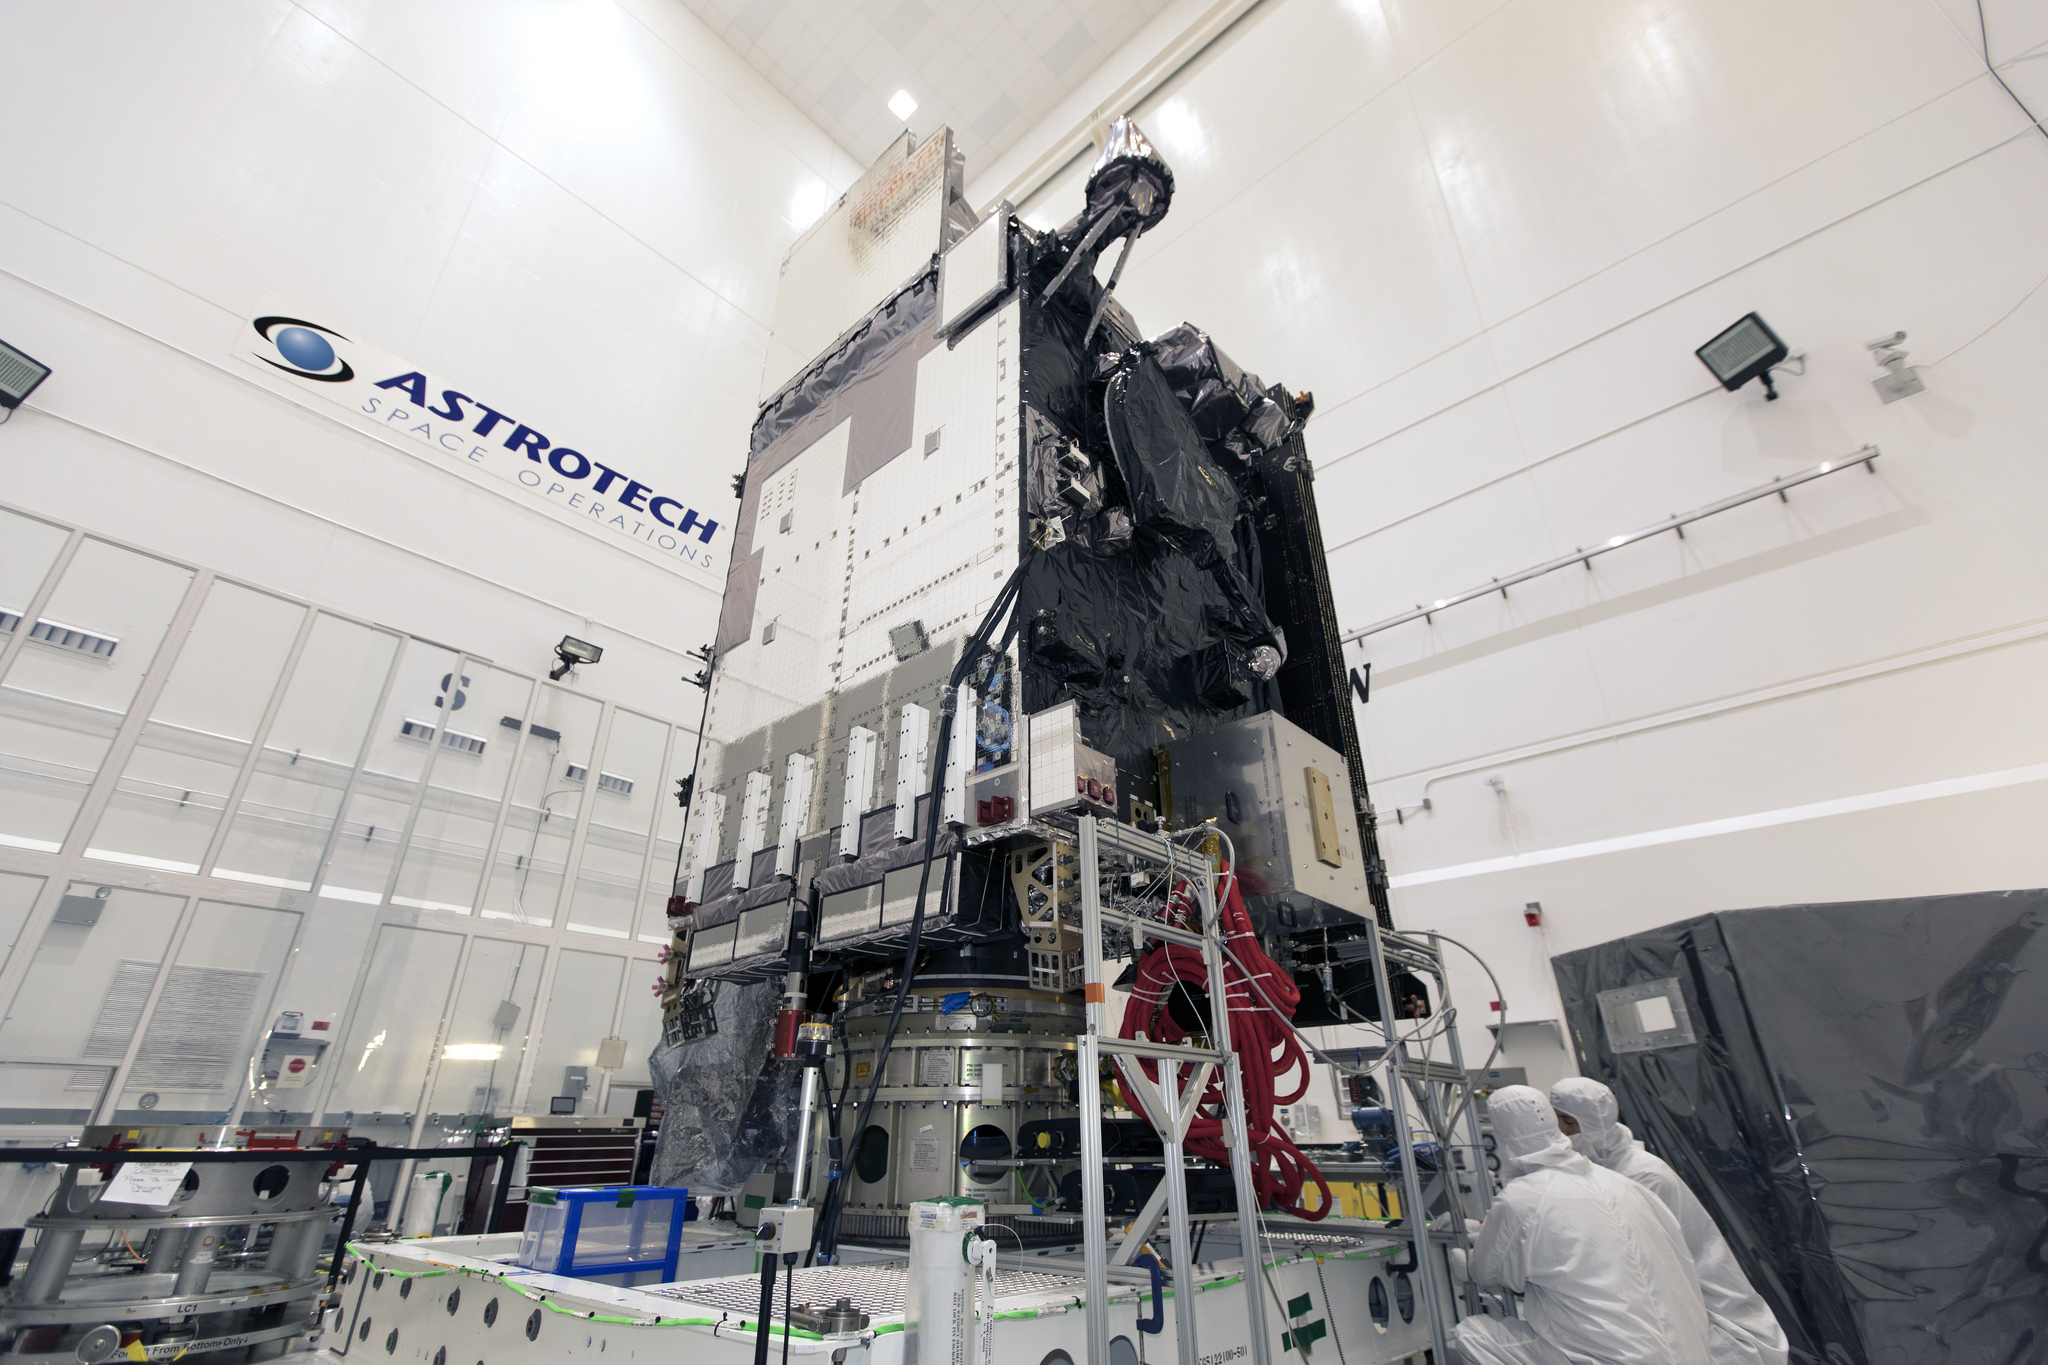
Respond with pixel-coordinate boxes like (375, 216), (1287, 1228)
(904, 1197), (984, 1365)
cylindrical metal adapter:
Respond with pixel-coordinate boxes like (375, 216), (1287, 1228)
(16, 1227), (84, 1304)
(174, 1226), (220, 1296)
(145, 1225), (189, 1274)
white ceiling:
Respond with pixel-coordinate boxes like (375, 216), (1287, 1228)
(680, 0), (1173, 176)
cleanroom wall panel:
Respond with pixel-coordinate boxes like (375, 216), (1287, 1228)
(1401, 0), (1982, 326)
(426, 936), (546, 1116)
(480, 687), (603, 929)
(0, 509), (70, 626)
(565, 709), (673, 940)
(390, 662), (539, 915)
(0, 541), (194, 854)
(634, 726), (695, 944)
(0, 883), (183, 1070)
(610, 977), (664, 1090)
(322, 924), (465, 1119)
(113, 899), (301, 1121)
(85, 583), (307, 875)
(212, 615), (402, 892)
(0, 506), (676, 1128)
(0, 871), (44, 972)
(319, 638), (464, 906)
(523, 948), (626, 1113)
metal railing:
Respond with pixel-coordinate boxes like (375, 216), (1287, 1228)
(0, 1142), (519, 1291)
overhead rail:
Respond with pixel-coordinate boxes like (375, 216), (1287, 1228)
(1341, 446), (1880, 643)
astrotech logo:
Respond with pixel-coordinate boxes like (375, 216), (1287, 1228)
(251, 315), (354, 382)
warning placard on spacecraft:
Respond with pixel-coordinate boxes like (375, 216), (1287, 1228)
(918, 1050), (954, 1086)
(911, 1131), (943, 1173)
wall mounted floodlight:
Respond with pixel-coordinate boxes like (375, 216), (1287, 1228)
(0, 337), (52, 423)
(1697, 312), (1790, 400)
(550, 634), (603, 680)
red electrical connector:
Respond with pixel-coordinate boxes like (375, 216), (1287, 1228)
(1116, 863), (1332, 1220)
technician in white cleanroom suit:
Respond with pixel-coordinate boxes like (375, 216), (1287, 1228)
(1451, 1085), (1710, 1365)
(1551, 1078), (1789, 1365)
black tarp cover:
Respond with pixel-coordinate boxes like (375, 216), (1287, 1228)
(1553, 891), (2048, 1365)
(1010, 226), (1290, 794)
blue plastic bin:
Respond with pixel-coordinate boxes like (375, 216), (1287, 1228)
(515, 1185), (689, 1280)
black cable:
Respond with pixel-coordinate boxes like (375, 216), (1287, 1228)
(1977, 0), (2048, 144)
(752, 1229), (777, 1365)
(780, 1255), (795, 1365)
(814, 552), (1035, 1260)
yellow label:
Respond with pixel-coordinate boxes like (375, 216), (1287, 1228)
(855, 1061), (871, 1079)
(1305, 766), (1342, 867)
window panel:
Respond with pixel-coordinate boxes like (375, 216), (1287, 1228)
(85, 582), (307, 872)
(0, 507), (70, 622)
(113, 900), (301, 1121)
(426, 937), (544, 1116)
(0, 540), (195, 852)
(478, 687), (600, 928)
(318, 639), (462, 905)
(0, 870), (48, 973)
(247, 901), (379, 1121)
(566, 710), (671, 939)
(609, 966), (664, 1090)
(321, 924), (463, 1120)
(523, 949), (624, 1115)
(0, 1060), (112, 1123)
(636, 725), (694, 942)
(389, 663), (536, 915)
(0, 882), (184, 1065)
(212, 614), (399, 890)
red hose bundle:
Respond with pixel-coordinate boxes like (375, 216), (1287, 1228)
(1115, 862), (1332, 1220)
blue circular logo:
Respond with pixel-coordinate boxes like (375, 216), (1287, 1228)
(251, 315), (354, 383)
(274, 326), (335, 373)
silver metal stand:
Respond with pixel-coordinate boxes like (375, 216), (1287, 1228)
(1363, 922), (1498, 1356)
(1074, 816), (1271, 1365)
(790, 1065), (821, 1202)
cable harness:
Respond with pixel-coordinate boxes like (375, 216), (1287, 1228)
(1115, 861), (1332, 1220)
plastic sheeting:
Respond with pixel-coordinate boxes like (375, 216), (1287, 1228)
(1151, 322), (1297, 461)
(1103, 354), (1240, 548)
(1017, 534), (1278, 784)
(1008, 224), (1291, 803)
(1552, 891), (2048, 1365)
(649, 978), (798, 1197)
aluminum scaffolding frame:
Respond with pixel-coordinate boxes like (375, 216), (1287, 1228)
(1075, 816), (1272, 1365)
(1069, 817), (1496, 1361)
(1360, 923), (1498, 1358)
